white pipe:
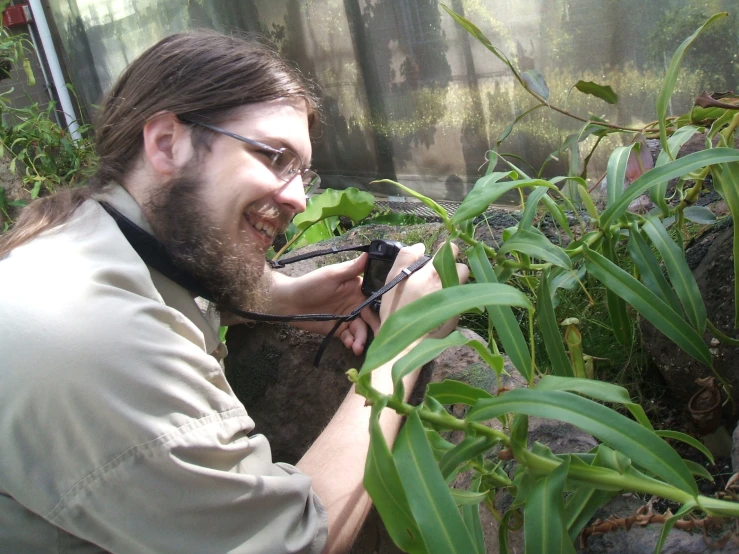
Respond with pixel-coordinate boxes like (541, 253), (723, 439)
(27, 0), (81, 141)
(26, 22), (61, 128)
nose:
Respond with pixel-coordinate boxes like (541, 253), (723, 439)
(273, 174), (307, 215)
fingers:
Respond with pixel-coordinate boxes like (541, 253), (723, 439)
(332, 252), (368, 279)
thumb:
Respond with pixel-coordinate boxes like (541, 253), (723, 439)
(331, 252), (368, 279)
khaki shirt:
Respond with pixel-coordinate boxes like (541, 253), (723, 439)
(0, 185), (327, 553)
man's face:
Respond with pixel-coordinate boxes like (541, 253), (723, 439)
(145, 99), (311, 310)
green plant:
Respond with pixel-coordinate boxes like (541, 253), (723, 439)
(349, 7), (739, 553)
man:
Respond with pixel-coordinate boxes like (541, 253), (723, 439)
(0, 31), (468, 553)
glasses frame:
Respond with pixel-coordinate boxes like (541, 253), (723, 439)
(180, 118), (320, 191)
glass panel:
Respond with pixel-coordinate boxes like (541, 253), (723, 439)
(45, 0), (738, 201)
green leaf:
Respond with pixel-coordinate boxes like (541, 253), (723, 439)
(292, 187), (374, 231)
(361, 284), (532, 373)
(541, 194), (574, 239)
(499, 228), (572, 270)
(577, 184), (600, 222)
(583, 246), (712, 367)
(656, 12), (727, 158)
(439, 435), (497, 479)
(468, 245), (533, 381)
(602, 235), (633, 346)
(521, 69), (549, 101)
(518, 186), (550, 230)
(449, 171), (518, 224)
(394, 411), (479, 554)
(600, 148), (739, 229)
(574, 80), (618, 104)
(496, 105), (546, 148)
(683, 459), (714, 482)
(627, 225), (683, 315)
(642, 216), (706, 332)
(364, 400), (427, 553)
(373, 179), (449, 221)
(461, 476), (486, 554)
(433, 241), (460, 288)
(651, 125), (702, 214)
(682, 206), (717, 225)
(655, 430), (714, 465)
(654, 502), (696, 554)
(710, 160), (739, 328)
(391, 332), (503, 401)
(606, 144), (638, 207)
(426, 379), (494, 406)
(537, 272), (574, 377)
(468, 389), (698, 494)
(524, 457), (575, 554)
(451, 488), (488, 506)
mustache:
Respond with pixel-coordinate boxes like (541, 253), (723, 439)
(246, 201), (292, 234)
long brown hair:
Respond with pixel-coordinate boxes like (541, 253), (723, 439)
(0, 30), (319, 258)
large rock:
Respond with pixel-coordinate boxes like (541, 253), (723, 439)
(641, 218), (737, 407)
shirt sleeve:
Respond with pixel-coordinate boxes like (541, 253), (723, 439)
(0, 230), (328, 554)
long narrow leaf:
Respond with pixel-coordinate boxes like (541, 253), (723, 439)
(364, 400), (427, 553)
(518, 186), (550, 230)
(711, 160), (739, 328)
(628, 225), (683, 314)
(524, 457), (575, 554)
(362, 284), (531, 373)
(468, 389), (698, 494)
(642, 216), (706, 332)
(655, 430), (714, 464)
(606, 145), (637, 207)
(393, 411), (479, 554)
(433, 240), (460, 288)
(439, 435), (497, 479)
(427, 379), (495, 405)
(499, 228), (572, 269)
(537, 272), (574, 376)
(461, 476), (486, 554)
(583, 246), (712, 367)
(654, 502), (696, 554)
(602, 235), (633, 346)
(373, 179), (449, 221)
(651, 125), (702, 214)
(600, 148), (739, 229)
(468, 245), (533, 381)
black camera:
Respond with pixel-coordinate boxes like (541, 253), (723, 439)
(361, 239), (404, 303)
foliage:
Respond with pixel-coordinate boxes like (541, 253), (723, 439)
(351, 7), (739, 553)
(0, 13), (96, 222)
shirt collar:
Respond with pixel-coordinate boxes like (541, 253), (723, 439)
(93, 184), (223, 358)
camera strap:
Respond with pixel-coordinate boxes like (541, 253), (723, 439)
(100, 201), (432, 365)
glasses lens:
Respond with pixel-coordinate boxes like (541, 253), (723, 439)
(272, 149), (301, 181)
(303, 170), (320, 191)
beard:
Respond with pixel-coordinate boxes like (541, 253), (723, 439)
(143, 165), (273, 313)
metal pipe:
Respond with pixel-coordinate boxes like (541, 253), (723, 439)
(27, 0), (81, 141)
(25, 21), (61, 128)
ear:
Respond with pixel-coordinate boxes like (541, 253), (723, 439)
(141, 112), (193, 177)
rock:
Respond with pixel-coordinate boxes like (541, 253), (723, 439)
(641, 218), (738, 408)
(0, 156), (26, 226)
(576, 494), (739, 554)
(733, 424), (739, 474)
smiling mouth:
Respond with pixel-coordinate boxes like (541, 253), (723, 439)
(245, 213), (279, 242)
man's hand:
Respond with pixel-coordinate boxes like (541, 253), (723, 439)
(379, 243), (470, 337)
(269, 253), (381, 355)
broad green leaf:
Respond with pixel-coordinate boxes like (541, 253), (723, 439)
(707, 109), (735, 140)
(683, 206), (717, 225)
(426, 379), (494, 405)
(499, 228), (572, 270)
(606, 144), (637, 207)
(391, 332), (503, 401)
(627, 225), (683, 314)
(652, 125), (702, 214)
(511, 413), (529, 450)
(583, 246), (712, 367)
(440, 435), (497, 479)
(426, 429), (456, 461)
(574, 80), (618, 104)
(536, 375), (631, 404)
(449, 171), (519, 224)
(656, 12), (727, 157)
(524, 457), (575, 554)
(577, 184), (600, 222)
(433, 241), (460, 288)
(522, 69), (550, 101)
(362, 284), (532, 372)
(683, 459), (714, 482)
(710, 160), (739, 328)
(600, 148), (739, 229)
(655, 430), (714, 464)
(461, 476), (486, 554)
(292, 187), (373, 231)
(536, 272), (573, 377)
(468, 389), (698, 494)
(541, 194), (574, 239)
(364, 400), (427, 553)
(602, 235), (633, 346)
(372, 179), (449, 221)
(468, 245), (533, 381)
(394, 411), (479, 554)
(643, 216), (706, 332)
(654, 502), (696, 554)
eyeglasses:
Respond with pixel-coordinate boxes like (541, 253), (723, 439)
(181, 119), (320, 191)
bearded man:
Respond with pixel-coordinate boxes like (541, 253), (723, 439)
(0, 31), (467, 554)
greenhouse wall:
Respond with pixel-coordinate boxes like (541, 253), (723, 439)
(46, 0), (738, 200)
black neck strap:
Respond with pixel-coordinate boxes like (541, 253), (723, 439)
(99, 201), (431, 365)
